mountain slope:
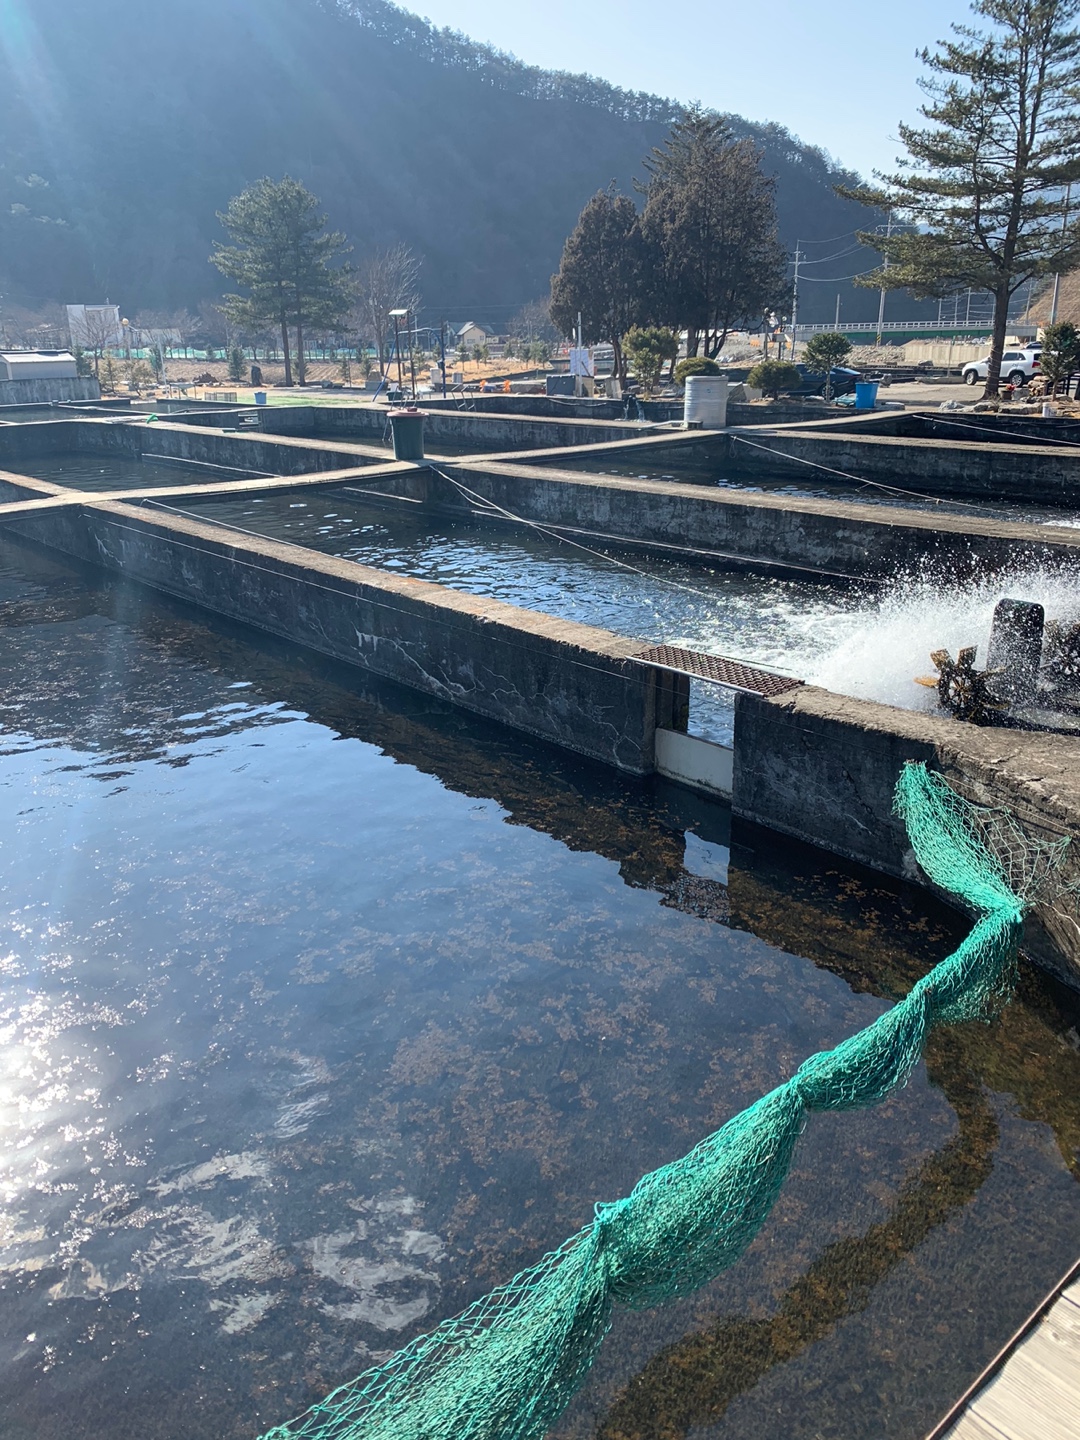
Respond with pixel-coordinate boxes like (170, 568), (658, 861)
(0, 0), (903, 323)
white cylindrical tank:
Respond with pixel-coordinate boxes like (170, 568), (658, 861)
(684, 374), (728, 428)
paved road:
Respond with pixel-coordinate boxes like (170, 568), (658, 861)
(877, 378), (985, 408)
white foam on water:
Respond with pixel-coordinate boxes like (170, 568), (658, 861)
(799, 565), (1080, 711)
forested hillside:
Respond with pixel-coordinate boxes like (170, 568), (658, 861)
(0, 0), (903, 323)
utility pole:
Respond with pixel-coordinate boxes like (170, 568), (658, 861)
(1049, 182), (1072, 325)
(790, 242), (801, 360)
(440, 319), (447, 397)
(834, 293), (841, 329)
(875, 210), (892, 345)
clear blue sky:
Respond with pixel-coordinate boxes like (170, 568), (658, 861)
(412, 0), (977, 179)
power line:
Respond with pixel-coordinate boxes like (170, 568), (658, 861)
(799, 268), (880, 283)
(796, 244), (866, 266)
(797, 229), (863, 245)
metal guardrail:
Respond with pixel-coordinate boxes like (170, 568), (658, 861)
(793, 321), (1038, 338)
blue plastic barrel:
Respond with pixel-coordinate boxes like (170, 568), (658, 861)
(854, 381), (879, 409)
(254, 391), (267, 405)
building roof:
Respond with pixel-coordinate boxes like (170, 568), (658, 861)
(1, 350), (77, 364)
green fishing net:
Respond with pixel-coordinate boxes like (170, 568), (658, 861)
(261, 762), (1063, 1440)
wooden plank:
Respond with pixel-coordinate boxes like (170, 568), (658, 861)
(929, 1260), (1080, 1440)
(943, 1407), (1012, 1440)
(964, 1298), (1080, 1440)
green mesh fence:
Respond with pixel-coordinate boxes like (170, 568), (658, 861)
(261, 762), (1063, 1440)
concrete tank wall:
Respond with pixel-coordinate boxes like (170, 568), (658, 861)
(731, 685), (1080, 988)
(0, 376), (100, 405)
(255, 403), (653, 451)
(440, 462), (1080, 582)
(0, 418), (381, 476)
(724, 426), (1080, 503)
(2, 497), (687, 774)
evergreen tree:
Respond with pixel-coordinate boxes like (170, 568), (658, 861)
(802, 331), (852, 398)
(623, 325), (679, 392)
(1039, 319), (1080, 393)
(211, 176), (351, 386)
(844, 0), (1080, 397)
(641, 110), (787, 358)
(550, 185), (649, 386)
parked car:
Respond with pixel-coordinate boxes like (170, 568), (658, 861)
(961, 347), (1042, 386)
(788, 363), (861, 397)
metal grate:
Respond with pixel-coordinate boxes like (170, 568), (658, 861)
(633, 643), (804, 697)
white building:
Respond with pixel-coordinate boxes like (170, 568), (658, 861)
(0, 350), (78, 381)
(66, 303), (123, 349)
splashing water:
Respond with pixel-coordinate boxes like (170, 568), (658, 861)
(796, 565), (1080, 712)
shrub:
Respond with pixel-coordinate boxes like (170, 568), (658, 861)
(100, 354), (119, 393)
(674, 356), (722, 387)
(1039, 321), (1079, 395)
(125, 358), (156, 390)
(228, 345), (246, 383)
(623, 326), (679, 393)
(802, 332), (852, 399)
(746, 359), (801, 398)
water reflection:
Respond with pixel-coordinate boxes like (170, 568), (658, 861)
(0, 534), (1078, 1440)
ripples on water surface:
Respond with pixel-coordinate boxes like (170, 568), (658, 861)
(185, 489), (1080, 736)
(1, 534), (1079, 1440)
(183, 491), (870, 745)
(13, 450), (258, 491)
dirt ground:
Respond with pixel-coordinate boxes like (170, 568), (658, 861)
(97, 353), (527, 399)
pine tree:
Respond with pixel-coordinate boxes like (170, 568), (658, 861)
(844, 0), (1080, 397)
(550, 185), (649, 386)
(802, 332), (852, 399)
(211, 176), (351, 387)
(641, 110), (787, 359)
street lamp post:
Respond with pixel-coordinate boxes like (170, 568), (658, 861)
(389, 309), (407, 394)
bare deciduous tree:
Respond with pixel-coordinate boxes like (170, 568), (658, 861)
(353, 243), (421, 376)
(73, 307), (120, 378)
(508, 297), (561, 346)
